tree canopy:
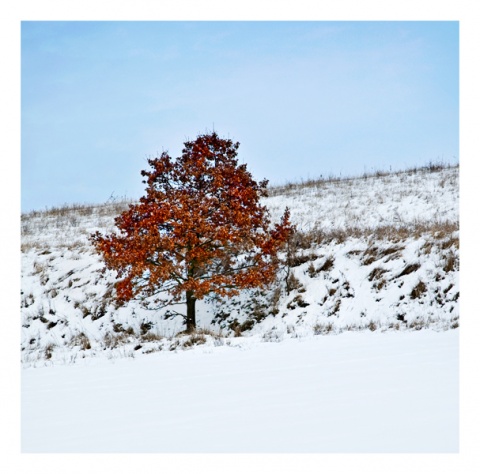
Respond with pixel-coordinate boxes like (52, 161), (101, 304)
(91, 132), (292, 331)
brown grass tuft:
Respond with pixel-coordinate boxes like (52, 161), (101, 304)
(397, 263), (421, 278)
(410, 281), (427, 299)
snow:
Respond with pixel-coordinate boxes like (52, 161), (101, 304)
(22, 330), (458, 453)
(266, 166), (458, 231)
(18, 165), (462, 459)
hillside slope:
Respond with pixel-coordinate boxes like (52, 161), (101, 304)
(21, 164), (459, 367)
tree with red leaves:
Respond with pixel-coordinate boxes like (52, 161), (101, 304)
(91, 132), (292, 332)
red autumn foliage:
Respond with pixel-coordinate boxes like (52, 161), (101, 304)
(91, 132), (292, 332)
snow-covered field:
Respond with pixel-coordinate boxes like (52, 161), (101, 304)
(20, 164), (460, 455)
(22, 330), (458, 453)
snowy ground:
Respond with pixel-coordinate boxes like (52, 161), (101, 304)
(19, 164), (462, 457)
(22, 330), (458, 453)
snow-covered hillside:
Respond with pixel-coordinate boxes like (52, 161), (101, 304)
(21, 164), (459, 367)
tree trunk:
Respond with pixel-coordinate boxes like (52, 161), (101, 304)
(186, 290), (196, 333)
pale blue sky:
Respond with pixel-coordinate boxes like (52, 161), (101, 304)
(21, 21), (458, 212)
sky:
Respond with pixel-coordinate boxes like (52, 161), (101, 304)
(21, 21), (459, 212)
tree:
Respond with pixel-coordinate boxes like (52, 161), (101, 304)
(91, 132), (292, 332)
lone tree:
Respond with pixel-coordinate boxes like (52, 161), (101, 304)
(91, 132), (292, 332)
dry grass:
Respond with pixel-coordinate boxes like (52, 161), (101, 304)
(21, 198), (135, 251)
(44, 343), (56, 360)
(227, 318), (257, 336)
(140, 331), (164, 343)
(286, 272), (304, 294)
(313, 322), (335, 335)
(286, 294), (310, 310)
(287, 220), (457, 255)
(443, 251), (458, 273)
(362, 244), (405, 265)
(333, 299), (342, 313)
(368, 267), (388, 282)
(182, 333), (207, 347)
(268, 161), (458, 197)
(318, 255), (335, 272)
(368, 267), (389, 292)
(22, 199), (134, 221)
(410, 281), (427, 299)
(70, 332), (92, 350)
(397, 263), (421, 278)
(103, 332), (132, 349)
